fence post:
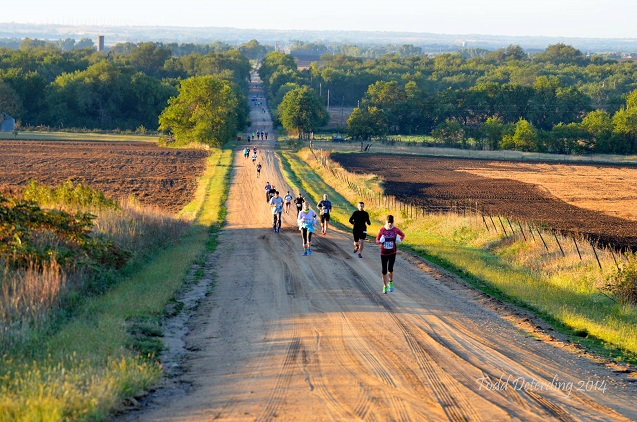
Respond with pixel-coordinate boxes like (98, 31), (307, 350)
(552, 231), (565, 257)
(482, 214), (490, 232)
(498, 217), (508, 236)
(609, 248), (620, 270)
(507, 219), (515, 236)
(590, 241), (602, 270)
(528, 223), (536, 241)
(517, 222), (527, 241)
(488, 215), (498, 232)
(537, 229), (549, 251)
(572, 236), (582, 260)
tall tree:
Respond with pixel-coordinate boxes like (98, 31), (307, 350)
(158, 75), (239, 147)
(346, 106), (387, 140)
(277, 86), (328, 139)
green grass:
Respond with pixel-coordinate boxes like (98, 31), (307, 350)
(0, 130), (157, 142)
(289, 147), (637, 364)
(0, 146), (233, 420)
(278, 149), (387, 233)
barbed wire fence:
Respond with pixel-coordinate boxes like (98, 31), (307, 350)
(310, 147), (627, 272)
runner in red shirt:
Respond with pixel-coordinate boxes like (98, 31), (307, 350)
(375, 215), (405, 294)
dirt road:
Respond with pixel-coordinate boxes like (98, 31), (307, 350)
(124, 74), (637, 421)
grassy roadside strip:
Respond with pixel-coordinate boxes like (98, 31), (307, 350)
(288, 147), (637, 365)
(0, 147), (233, 421)
(278, 150), (360, 233)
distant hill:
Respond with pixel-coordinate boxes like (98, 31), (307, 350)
(1, 22), (637, 54)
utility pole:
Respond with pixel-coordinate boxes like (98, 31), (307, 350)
(327, 89), (330, 111)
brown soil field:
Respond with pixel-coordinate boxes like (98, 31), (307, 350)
(0, 140), (209, 213)
(331, 153), (637, 251)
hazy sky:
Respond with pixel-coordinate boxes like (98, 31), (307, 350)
(4, 0), (636, 39)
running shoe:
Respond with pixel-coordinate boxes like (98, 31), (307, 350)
(354, 245), (359, 253)
(383, 285), (388, 294)
(308, 249), (312, 255)
(303, 251), (308, 256)
(389, 282), (394, 292)
(358, 253), (362, 258)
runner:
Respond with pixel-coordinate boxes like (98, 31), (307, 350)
(269, 191), (284, 233)
(268, 185), (277, 203)
(348, 202), (371, 259)
(294, 193), (305, 216)
(375, 215), (405, 294)
(264, 182), (271, 203)
(297, 202), (318, 255)
(283, 191), (293, 215)
(252, 151), (257, 164)
(317, 194), (332, 235)
(243, 147), (249, 159)
(256, 162), (262, 178)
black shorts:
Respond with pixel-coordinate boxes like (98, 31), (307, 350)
(320, 214), (330, 223)
(353, 229), (367, 242)
(381, 254), (396, 275)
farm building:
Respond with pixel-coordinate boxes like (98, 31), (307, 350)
(0, 113), (15, 131)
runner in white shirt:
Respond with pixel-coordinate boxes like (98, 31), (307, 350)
(283, 191), (293, 215)
(297, 202), (318, 255)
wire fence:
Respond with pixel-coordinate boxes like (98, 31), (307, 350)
(310, 147), (627, 272)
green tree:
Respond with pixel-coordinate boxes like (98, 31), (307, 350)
(550, 122), (590, 154)
(238, 39), (269, 60)
(500, 119), (538, 151)
(158, 75), (239, 147)
(581, 110), (613, 152)
(612, 107), (637, 154)
(126, 42), (172, 76)
(0, 80), (22, 116)
(432, 118), (466, 147)
(481, 116), (505, 150)
(346, 106), (387, 140)
(278, 86), (328, 139)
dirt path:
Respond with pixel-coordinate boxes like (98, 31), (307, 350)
(123, 74), (637, 421)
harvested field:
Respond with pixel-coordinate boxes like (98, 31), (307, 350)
(0, 140), (209, 213)
(331, 153), (637, 251)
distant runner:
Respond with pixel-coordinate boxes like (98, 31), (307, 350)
(284, 191), (293, 214)
(256, 162), (262, 178)
(294, 193), (305, 216)
(317, 194), (332, 235)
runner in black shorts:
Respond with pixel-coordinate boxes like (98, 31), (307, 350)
(317, 194), (332, 235)
(349, 201), (371, 258)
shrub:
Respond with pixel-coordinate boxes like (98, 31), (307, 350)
(22, 180), (118, 211)
(604, 252), (637, 304)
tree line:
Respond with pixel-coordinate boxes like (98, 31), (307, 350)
(4, 38), (637, 153)
(314, 44), (637, 154)
(0, 39), (269, 146)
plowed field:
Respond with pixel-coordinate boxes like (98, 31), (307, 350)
(331, 153), (637, 251)
(0, 140), (209, 213)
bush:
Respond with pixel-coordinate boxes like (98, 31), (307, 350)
(604, 252), (637, 304)
(22, 179), (118, 210)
